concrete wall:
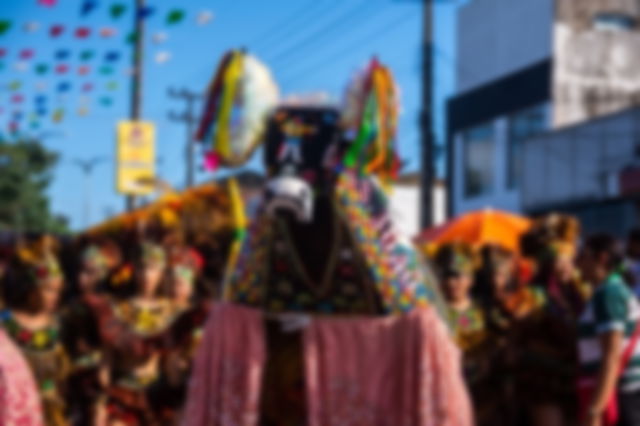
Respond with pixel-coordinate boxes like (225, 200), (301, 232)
(522, 107), (640, 210)
(456, 0), (554, 93)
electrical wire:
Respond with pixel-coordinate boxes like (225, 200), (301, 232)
(280, 9), (416, 86)
(266, 0), (381, 64)
(248, 0), (333, 51)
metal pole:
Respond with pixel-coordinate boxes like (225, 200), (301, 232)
(126, 0), (145, 211)
(168, 88), (202, 188)
(420, 0), (435, 228)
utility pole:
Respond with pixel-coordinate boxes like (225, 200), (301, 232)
(420, 0), (435, 228)
(167, 88), (202, 188)
(73, 157), (109, 228)
(126, 0), (145, 212)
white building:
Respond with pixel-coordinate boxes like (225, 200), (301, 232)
(447, 0), (640, 225)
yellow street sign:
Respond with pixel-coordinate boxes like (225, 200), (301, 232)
(116, 121), (156, 195)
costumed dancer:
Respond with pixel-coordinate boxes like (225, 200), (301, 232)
(148, 246), (210, 424)
(0, 326), (45, 426)
(1, 245), (70, 426)
(92, 242), (180, 426)
(433, 243), (503, 426)
(181, 50), (471, 426)
(515, 214), (589, 426)
(61, 244), (112, 426)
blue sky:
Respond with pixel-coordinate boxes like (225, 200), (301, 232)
(0, 0), (464, 230)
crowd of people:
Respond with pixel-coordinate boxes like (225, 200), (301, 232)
(0, 231), (227, 426)
(432, 214), (640, 426)
(2, 212), (640, 426)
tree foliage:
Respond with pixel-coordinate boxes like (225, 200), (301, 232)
(0, 140), (68, 234)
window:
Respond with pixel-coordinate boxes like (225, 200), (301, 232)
(463, 123), (494, 198)
(508, 104), (547, 189)
(593, 12), (636, 32)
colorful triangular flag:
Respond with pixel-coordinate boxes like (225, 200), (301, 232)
(197, 10), (214, 26)
(52, 108), (64, 123)
(80, 50), (94, 61)
(0, 21), (12, 36)
(23, 22), (39, 33)
(39, 0), (57, 6)
(19, 49), (34, 60)
(81, 0), (99, 16)
(78, 65), (90, 76)
(106, 81), (118, 91)
(11, 94), (24, 104)
(55, 49), (70, 60)
(99, 65), (114, 75)
(105, 51), (120, 62)
(81, 82), (93, 92)
(35, 63), (48, 74)
(57, 82), (71, 92)
(155, 51), (171, 64)
(100, 96), (113, 107)
(55, 64), (69, 74)
(50, 24), (64, 38)
(0, 49), (7, 58)
(136, 6), (155, 20)
(14, 62), (28, 72)
(8, 81), (21, 91)
(166, 9), (185, 25)
(75, 27), (91, 39)
(152, 32), (167, 44)
(100, 27), (116, 38)
(110, 3), (126, 19)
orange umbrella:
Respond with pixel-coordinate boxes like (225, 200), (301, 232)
(417, 208), (532, 253)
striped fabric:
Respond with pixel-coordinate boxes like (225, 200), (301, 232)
(578, 274), (640, 392)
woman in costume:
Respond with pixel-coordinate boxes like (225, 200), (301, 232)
(182, 51), (471, 426)
(94, 242), (181, 426)
(1, 249), (70, 426)
(515, 215), (589, 426)
(61, 244), (111, 426)
(0, 326), (44, 426)
(433, 244), (501, 425)
(146, 246), (210, 425)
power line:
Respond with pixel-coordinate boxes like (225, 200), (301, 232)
(266, 0), (378, 64)
(280, 10), (416, 87)
(167, 87), (203, 189)
(248, 0), (332, 51)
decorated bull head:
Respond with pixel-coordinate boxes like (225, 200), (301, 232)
(196, 49), (445, 316)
